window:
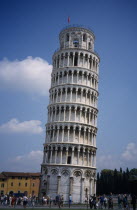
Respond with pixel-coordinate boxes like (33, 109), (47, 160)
(11, 182), (13, 186)
(73, 39), (79, 47)
(25, 183), (27, 187)
(67, 156), (71, 164)
(32, 183), (35, 187)
(18, 177), (22, 180)
(32, 177), (36, 180)
(88, 42), (91, 50)
(74, 53), (78, 66)
(12, 176), (15, 179)
(1, 190), (4, 195)
(66, 33), (69, 41)
(18, 183), (21, 186)
(18, 191), (20, 194)
(1, 183), (4, 188)
(83, 34), (87, 42)
(25, 177), (28, 180)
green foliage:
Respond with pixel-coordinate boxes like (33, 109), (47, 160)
(97, 168), (137, 195)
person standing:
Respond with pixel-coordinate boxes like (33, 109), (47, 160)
(92, 194), (96, 209)
(23, 195), (28, 209)
(69, 194), (72, 208)
(131, 194), (136, 210)
(89, 195), (93, 209)
(108, 193), (113, 209)
(104, 195), (107, 209)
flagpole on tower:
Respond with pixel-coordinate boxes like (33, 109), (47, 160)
(68, 16), (70, 24)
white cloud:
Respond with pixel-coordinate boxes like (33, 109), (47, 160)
(9, 150), (43, 172)
(0, 118), (43, 134)
(97, 154), (121, 171)
(97, 142), (137, 171)
(121, 142), (137, 161)
(0, 57), (52, 95)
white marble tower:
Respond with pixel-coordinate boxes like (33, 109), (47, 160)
(41, 25), (100, 203)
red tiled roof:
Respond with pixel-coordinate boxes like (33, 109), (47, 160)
(2, 172), (40, 177)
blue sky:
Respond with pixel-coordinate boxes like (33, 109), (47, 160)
(0, 0), (137, 172)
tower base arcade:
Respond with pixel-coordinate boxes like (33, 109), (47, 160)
(40, 165), (96, 203)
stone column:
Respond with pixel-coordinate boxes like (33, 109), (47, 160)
(57, 175), (61, 194)
(54, 107), (57, 121)
(68, 126), (70, 142)
(81, 89), (83, 102)
(80, 107), (82, 122)
(60, 147), (63, 164)
(52, 127), (55, 142)
(50, 148), (53, 164)
(83, 127), (86, 144)
(72, 71), (74, 83)
(59, 107), (61, 121)
(55, 148), (57, 164)
(82, 147), (85, 165)
(80, 177), (85, 203)
(57, 126), (59, 142)
(56, 90), (59, 102)
(67, 71), (69, 83)
(88, 129), (90, 145)
(94, 179), (97, 195)
(62, 126), (64, 142)
(66, 147), (68, 164)
(77, 147), (80, 165)
(73, 126), (76, 142)
(69, 106), (71, 121)
(70, 88), (73, 101)
(87, 150), (90, 166)
(78, 126), (81, 143)
(46, 147), (49, 163)
(88, 110), (91, 124)
(89, 178), (93, 195)
(58, 74), (60, 85)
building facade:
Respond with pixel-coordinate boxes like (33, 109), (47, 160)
(0, 172), (40, 196)
(41, 25), (100, 203)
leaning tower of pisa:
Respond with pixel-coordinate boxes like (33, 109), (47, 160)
(41, 25), (100, 203)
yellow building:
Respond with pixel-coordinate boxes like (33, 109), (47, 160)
(0, 172), (40, 197)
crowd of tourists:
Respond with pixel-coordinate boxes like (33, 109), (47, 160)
(0, 193), (136, 209)
(0, 194), (38, 208)
(88, 193), (136, 210)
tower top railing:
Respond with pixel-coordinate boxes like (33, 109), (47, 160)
(59, 24), (95, 37)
